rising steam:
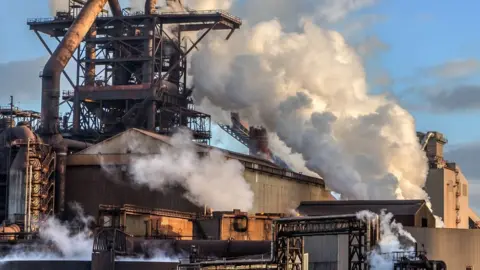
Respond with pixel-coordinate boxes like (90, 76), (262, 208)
(48, 0), (69, 16)
(129, 129), (254, 211)
(357, 210), (417, 269)
(0, 203), (93, 262)
(0, 203), (178, 263)
(188, 1), (431, 205)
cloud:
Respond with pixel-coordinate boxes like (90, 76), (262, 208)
(372, 71), (393, 88)
(314, 0), (378, 23)
(398, 59), (480, 113)
(424, 59), (480, 79)
(469, 182), (480, 213)
(341, 14), (387, 38)
(355, 36), (390, 57)
(0, 56), (77, 106)
(422, 85), (480, 112)
(445, 142), (480, 180)
(0, 57), (46, 102)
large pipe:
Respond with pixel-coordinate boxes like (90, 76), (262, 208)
(132, 240), (271, 258)
(41, 0), (109, 135)
(144, 0), (157, 130)
(108, 0), (122, 16)
(63, 138), (93, 150)
(85, 24), (97, 86)
(41, 0), (109, 217)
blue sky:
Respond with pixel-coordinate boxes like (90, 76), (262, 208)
(370, 1), (480, 143)
(1, 0), (480, 206)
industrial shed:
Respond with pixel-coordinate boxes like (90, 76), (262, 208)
(299, 200), (435, 269)
(298, 200), (436, 228)
(65, 128), (332, 217)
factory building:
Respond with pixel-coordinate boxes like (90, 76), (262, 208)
(66, 128), (333, 217)
(418, 131), (479, 228)
(298, 200), (436, 228)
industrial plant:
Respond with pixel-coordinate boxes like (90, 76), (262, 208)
(0, 0), (478, 270)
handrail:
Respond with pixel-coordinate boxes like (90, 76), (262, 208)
(27, 9), (242, 24)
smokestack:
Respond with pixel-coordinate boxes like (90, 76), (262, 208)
(41, 0), (109, 135)
(249, 126), (269, 156)
(108, 0), (122, 16)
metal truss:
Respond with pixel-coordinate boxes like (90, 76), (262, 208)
(178, 215), (379, 270)
(28, 8), (241, 144)
(0, 98), (41, 131)
(273, 215), (377, 270)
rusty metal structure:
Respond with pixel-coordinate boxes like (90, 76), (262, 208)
(28, 0), (241, 144)
(178, 214), (380, 270)
(0, 97), (41, 132)
(0, 0), (243, 238)
(219, 113), (291, 169)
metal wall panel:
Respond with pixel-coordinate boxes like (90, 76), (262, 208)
(65, 166), (201, 218)
(65, 165), (330, 218)
(407, 226), (480, 269)
(337, 235), (349, 270)
(305, 235), (339, 262)
(244, 170), (331, 214)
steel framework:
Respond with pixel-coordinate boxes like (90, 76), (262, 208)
(28, 4), (241, 143)
(177, 215), (379, 270)
(273, 215), (378, 270)
(0, 97), (41, 132)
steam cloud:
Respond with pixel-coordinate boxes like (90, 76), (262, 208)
(0, 203), (93, 262)
(357, 210), (417, 269)
(187, 1), (431, 205)
(48, 0), (69, 16)
(0, 203), (177, 263)
(129, 129), (254, 211)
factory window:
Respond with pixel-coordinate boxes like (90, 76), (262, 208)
(463, 184), (468, 196)
(421, 218), (428, 228)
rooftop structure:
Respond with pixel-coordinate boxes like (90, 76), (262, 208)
(64, 128), (331, 218)
(298, 200), (436, 228)
(28, 2), (242, 144)
(418, 130), (479, 229)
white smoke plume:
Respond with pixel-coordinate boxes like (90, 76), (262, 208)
(267, 133), (318, 177)
(357, 210), (417, 269)
(0, 203), (93, 262)
(129, 128), (254, 211)
(188, 1), (432, 206)
(48, 0), (69, 16)
(0, 203), (178, 263)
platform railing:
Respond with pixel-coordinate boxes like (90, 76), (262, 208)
(27, 9), (241, 24)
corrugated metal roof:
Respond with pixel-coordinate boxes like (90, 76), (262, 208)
(297, 200), (427, 216)
(72, 128), (325, 185)
(76, 128), (280, 168)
